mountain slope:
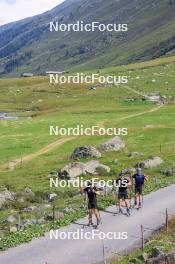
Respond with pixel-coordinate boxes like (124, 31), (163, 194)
(0, 0), (175, 76)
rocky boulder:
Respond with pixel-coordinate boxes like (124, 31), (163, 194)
(99, 136), (125, 152)
(147, 253), (175, 264)
(70, 146), (101, 160)
(46, 211), (64, 221)
(136, 157), (163, 169)
(21, 187), (35, 198)
(162, 169), (174, 176)
(122, 167), (136, 175)
(60, 160), (110, 179)
(0, 189), (16, 209)
(5, 215), (17, 224)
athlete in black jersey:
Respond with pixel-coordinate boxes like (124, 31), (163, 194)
(81, 181), (101, 226)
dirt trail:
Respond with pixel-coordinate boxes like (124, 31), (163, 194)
(0, 137), (75, 171)
(1, 104), (163, 171)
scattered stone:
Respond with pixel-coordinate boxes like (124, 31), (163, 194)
(60, 162), (85, 178)
(5, 215), (16, 224)
(162, 168), (174, 176)
(141, 252), (148, 262)
(64, 207), (75, 213)
(39, 204), (52, 210)
(89, 86), (97, 90)
(99, 136), (125, 152)
(60, 160), (110, 179)
(17, 197), (25, 203)
(10, 226), (18, 233)
(129, 152), (139, 158)
(136, 157), (163, 169)
(20, 206), (37, 213)
(37, 217), (46, 225)
(0, 189), (16, 209)
(122, 168), (136, 175)
(144, 93), (163, 103)
(21, 188), (35, 198)
(46, 211), (64, 221)
(152, 246), (164, 258)
(144, 124), (154, 129)
(70, 146), (101, 160)
(49, 193), (58, 201)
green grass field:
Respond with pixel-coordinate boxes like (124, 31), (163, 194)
(0, 56), (175, 246)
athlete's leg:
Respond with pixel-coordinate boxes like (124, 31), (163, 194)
(94, 209), (101, 225)
(88, 209), (93, 225)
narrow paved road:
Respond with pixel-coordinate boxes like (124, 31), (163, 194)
(0, 184), (175, 264)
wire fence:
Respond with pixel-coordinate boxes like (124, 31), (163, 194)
(101, 208), (175, 264)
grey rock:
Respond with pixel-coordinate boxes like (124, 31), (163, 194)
(152, 246), (164, 258)
(5, 215), (16, 224)
(46, 211), (64, 221)
(162, 169), (174, 176)
(84, 160), (110, 175)
(136, 157), (163, 169)
(37, 217), (46, 224)
(49, 193), (58, 201)
(129, 152), (139, 158)
(122, 167), (136, 175)
(21, 187), (35, 197)
(60, 160), (110, 179)
(39, 204), (51, 210)
(10, 226), (18, 233)
(20, 206), (37, 213)
(0, 189), (16, 209)
(141, 252), (148, 262)
(99, 136), (125, 152)
(70, 146), (101, 160)
(60, 162), (85, 179)
(64, 207), (75, 213)
(148, 249), (175, 263)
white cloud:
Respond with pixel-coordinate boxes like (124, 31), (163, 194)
(0, 0), (65, 25)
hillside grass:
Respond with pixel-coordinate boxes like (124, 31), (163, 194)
(0, 57), (175, 247)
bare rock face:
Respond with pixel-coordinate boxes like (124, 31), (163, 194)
(60, 160), (110, 179)
(99, 136), (125, 152)
(136, 157), (163, 169)
(70, 146), (101, 160)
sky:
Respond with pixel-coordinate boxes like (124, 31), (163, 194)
(0, 0), (65, 25)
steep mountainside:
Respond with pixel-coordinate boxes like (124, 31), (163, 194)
(0, 0), (175, 76)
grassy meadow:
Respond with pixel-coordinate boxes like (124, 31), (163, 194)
(0, 56), (175, 248)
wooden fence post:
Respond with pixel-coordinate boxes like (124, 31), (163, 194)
(102, 240), (107, 264)
(141, 225), (144, 251)
(52, 201), (55, 221)
(166, 208), (169, 233)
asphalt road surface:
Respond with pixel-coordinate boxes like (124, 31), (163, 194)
(0, 184), (175, 264)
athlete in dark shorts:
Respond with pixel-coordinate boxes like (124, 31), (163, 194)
(82, 182), (101, 226)
(132, 168), (148, 208)
(115, 173), (131, 216)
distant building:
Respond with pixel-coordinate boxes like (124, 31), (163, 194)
(21, 73), (34, 77)
(46, 71), (63, 75)
(46, 71), (67, 75)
